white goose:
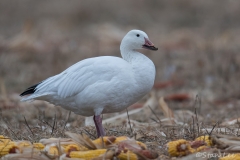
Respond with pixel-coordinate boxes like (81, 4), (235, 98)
(20, 30), (158, 137)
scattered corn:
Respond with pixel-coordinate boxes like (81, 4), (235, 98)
(118, 150), (138, 160)
(136, 141), (147, 150)
(195, 135), (212, 146)
(114, 136), (129, 143)
(92, 136), (116, 148)
(68, 149), (107, 159)
(0, 143), (19, 156)
(63, 143), (89, 151)
(0, 136), (11, 145)
(33, 143), (45, 150)
(0, 133), (157, 159)
(44, 144), (62, 156)
(64, 144), (81, 153)
(92, 136), (147, 150)
(192, 145), (208, 153)
(167, 139), (193, 157)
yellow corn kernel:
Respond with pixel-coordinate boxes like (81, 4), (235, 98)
(114, 136), (129, 143)
(48, 146), (59, 156)
(44, 145), (61, 156)
(33, 143), (45, 150)
(60, 143), (72, 149)
(0, 135), (11, 145)
(92, 136), (116, 147)
(0, 143), (19, 156)
(136, 141), (147, 150)
(220, 153), (240, 160)
(61, 143), (89, 151)
(64, 144), (81, 153)
(195, 136), (212, 146)
(68, 149), (107, 159)
(118, 150), (138, 160)
(167, 139), (193, 157)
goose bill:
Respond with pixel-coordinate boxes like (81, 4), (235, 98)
(142, 44), (158, 51)
(142, 37), (158, 51)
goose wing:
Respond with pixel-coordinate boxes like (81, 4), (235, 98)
(21, 56), (131, 100)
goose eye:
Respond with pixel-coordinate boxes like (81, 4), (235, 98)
(136, 34), (140, 37)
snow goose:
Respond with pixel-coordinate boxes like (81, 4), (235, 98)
(20, 29), (158, 137)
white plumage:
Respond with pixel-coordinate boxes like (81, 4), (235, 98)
(20, 29), (158, 137)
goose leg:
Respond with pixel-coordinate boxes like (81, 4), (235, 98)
(93, 115), (105, 137)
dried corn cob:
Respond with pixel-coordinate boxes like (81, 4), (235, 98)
(114, 136), (129, 143)
(190, 145), (208, 153)
(167, 139), (193, 157)
(195, 136), (212, 146)
(62, 143), (89, 151)
(64, 144), (81, 153)
(60, 142), (89, 152)
(68, 149), (108, 159)
(0, 143), (20, 156)
(115, 136), (147, 149)
(0, 133), (152, 159)
(92, 136), (116, 148)
(47, 146), (59, 156)
(135, 141), (147, 150)
(0, 136), (11, 145)
(44, 144), (63, 156)
(118, 150), (138, 160)
(33, 143), (45, 150)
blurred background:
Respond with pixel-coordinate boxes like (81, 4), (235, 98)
(1, 0), (240, 132)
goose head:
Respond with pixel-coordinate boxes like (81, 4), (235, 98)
(120, 30), (158, 51)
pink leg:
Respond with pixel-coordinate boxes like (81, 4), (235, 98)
(93, 115), (105, 137)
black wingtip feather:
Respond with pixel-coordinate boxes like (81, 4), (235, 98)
(20, 82), (42, 96)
